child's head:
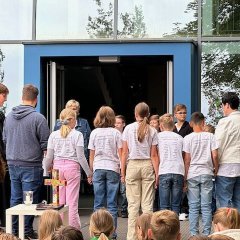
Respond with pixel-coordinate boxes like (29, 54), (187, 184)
(149, 115), (160, 132)
(51, 226), (84, 240)
(174, 104), (187, 122)
(38, 209), (63, 240)
(135, 213), (152, 240)
(149, 210), (180, 240)
(188, 236), (210, 240)
(190, 112), (205, 130)
(159, 113), (174, 132)
(94, 106), (115, 128)
(213, 207), (240, 232)
(0, 233), (20, 240)
(204, 124), (215, 134)
(65, 99), (80, 116)
(209, 234), (234, 240)
(89, 208), (114, 240)
(59, 108), (77, 138)
(115, 115), (126, 133)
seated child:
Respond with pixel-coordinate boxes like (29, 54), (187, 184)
(188, 236), (210, 240)
(210, 207), (240, 240)
(0, 233), (20, 240)
(38, 209), (63, 240)
(148, 210), (181, 240)
(89, 208), (114, 240)
(51, 226), (84, 240)
(209, 234), (234, 240)
(135, 213), (152, 240)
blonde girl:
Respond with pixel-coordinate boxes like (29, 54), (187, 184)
(135, 213), (152, 240)
(38, 209), (62, 240)
(89, 208), (114, 240)
(121, 102), (159, 240)
(45, 108), (92, 229)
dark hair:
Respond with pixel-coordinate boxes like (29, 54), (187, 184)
(51, 226), (84, 240)
(22, 84), (39, 101)
(222, 92), (239, 110)
(0, 83), (9, 95)
(115, 115), (126, 123)
(188, 236), (210, 240)
(190, 112), (205, 125)
(209, 234), (234, 240)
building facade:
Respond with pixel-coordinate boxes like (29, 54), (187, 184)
(0, 0), (239, 127)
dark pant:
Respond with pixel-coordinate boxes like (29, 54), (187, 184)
(119, 181), (128, 213)
(9, 165), (43, 234)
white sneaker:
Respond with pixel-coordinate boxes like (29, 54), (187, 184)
(179, 213), (189, 221)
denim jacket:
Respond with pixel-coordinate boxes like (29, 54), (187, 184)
(54, 117), (91, 159)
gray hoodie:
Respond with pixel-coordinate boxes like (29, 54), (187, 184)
(3, 105), (50, 167)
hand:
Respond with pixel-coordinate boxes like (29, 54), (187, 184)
(183, 181), (188, 192)
(87, 176), (93, 185)
(155, 174), (159, 189)
(121, 175), (125, 183)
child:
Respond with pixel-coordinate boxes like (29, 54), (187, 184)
(204, 123), (217, 214)
(121, 102), (159, 240)
(210, 207), (240, 240)
(115, 115), (128, 218)
(183, 112), (219, 236)
(51, 226), (84, 240)
(88, 106), (122, 239)
(149, 115), (160, 132)
(45, 108), (92, 229)
(148, 210), (181, 240)
(173, 103), (192, 221)
(135, 213), (152, 240)
(89, 208), (114, 240)
(38, 209), (63, 240)
(157, 113), (184, 215)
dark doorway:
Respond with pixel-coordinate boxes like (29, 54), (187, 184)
(41, 55), (171, 128)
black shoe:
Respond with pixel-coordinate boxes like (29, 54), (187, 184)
(121, 212), (128, 218)
(25, 230), (38, 239)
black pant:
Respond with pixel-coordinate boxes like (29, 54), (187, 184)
(0, 170), (11, 227)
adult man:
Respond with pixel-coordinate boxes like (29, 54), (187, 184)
(3, 84), (50, 238)
(0, 83), (9, 228)
(215, 92), (240, 211)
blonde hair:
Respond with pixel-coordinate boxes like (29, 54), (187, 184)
(0, 233), (20, 240)
(159, 113), (174, 130)
(150, 210), (180, 240)
(38, 209), (63, 240)
(209, 234), (234, 240)
(173, 104), (187, 113)
(204, 124), (215, 134)
(135, 102), (150, 142)
(65, 99), (80, 115)
(213, 207), (240, 229)
(89, 208), (114, 240)
(93, 106), (115, 128)
(59, 108), (76, 138)
(135, 213), (152, 240)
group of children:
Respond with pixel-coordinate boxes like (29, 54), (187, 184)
(43, 99), (222, 239)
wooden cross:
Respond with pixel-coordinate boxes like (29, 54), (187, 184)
(44, 169), (67, 206)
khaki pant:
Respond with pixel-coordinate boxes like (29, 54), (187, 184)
(126, 159), (155, 240)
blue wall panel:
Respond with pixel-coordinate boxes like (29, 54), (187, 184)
(24, 42), (194, 117)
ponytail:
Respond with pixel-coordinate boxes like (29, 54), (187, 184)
(137, 116), (149, 142)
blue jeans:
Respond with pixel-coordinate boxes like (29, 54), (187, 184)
(93, 169), (120, 237)
(187, 175), (213, 236)
(119, 181), (128, 213)
(159, 174), (184, 215)
(216, 176), (240, 211)
(9, 165), (43, 234)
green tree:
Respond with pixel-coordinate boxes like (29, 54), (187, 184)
(86, 0), (146, 38)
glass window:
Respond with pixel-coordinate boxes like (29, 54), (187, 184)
(201, 42), (240, 124)
(118, 0), (197, 39)
(202, 0), (240, 36)
(0, 44), (24, 113)
(36, 0), (114, 40)
(0, 0), (32, 40)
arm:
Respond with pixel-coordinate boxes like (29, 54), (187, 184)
(45, 148), (54, 171)
(150, 145), (159, 188)
(76, 146), (92, 177)
(184, 152), (191, 182)
(121, 141), (128, 182)
(211, 149), (219, 176)
(89, 149), (95, 173)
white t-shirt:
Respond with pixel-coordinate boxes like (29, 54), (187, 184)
(47, 129), (84, 163)
(88, 127), (122, 173)
(157, 131), (184, 176)
(183, 132), (218, 180)
(122, 122), (158, 160)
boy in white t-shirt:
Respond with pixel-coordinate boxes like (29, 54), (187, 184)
(157, 113), (184, 215)
(183, 112), (219, 236)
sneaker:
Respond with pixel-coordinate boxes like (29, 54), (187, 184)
(179, 213), (189, 221)
(24, 230), (38, 240)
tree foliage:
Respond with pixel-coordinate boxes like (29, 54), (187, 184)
(0, 48), (4, 83)
(86, 0), (146, 38)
